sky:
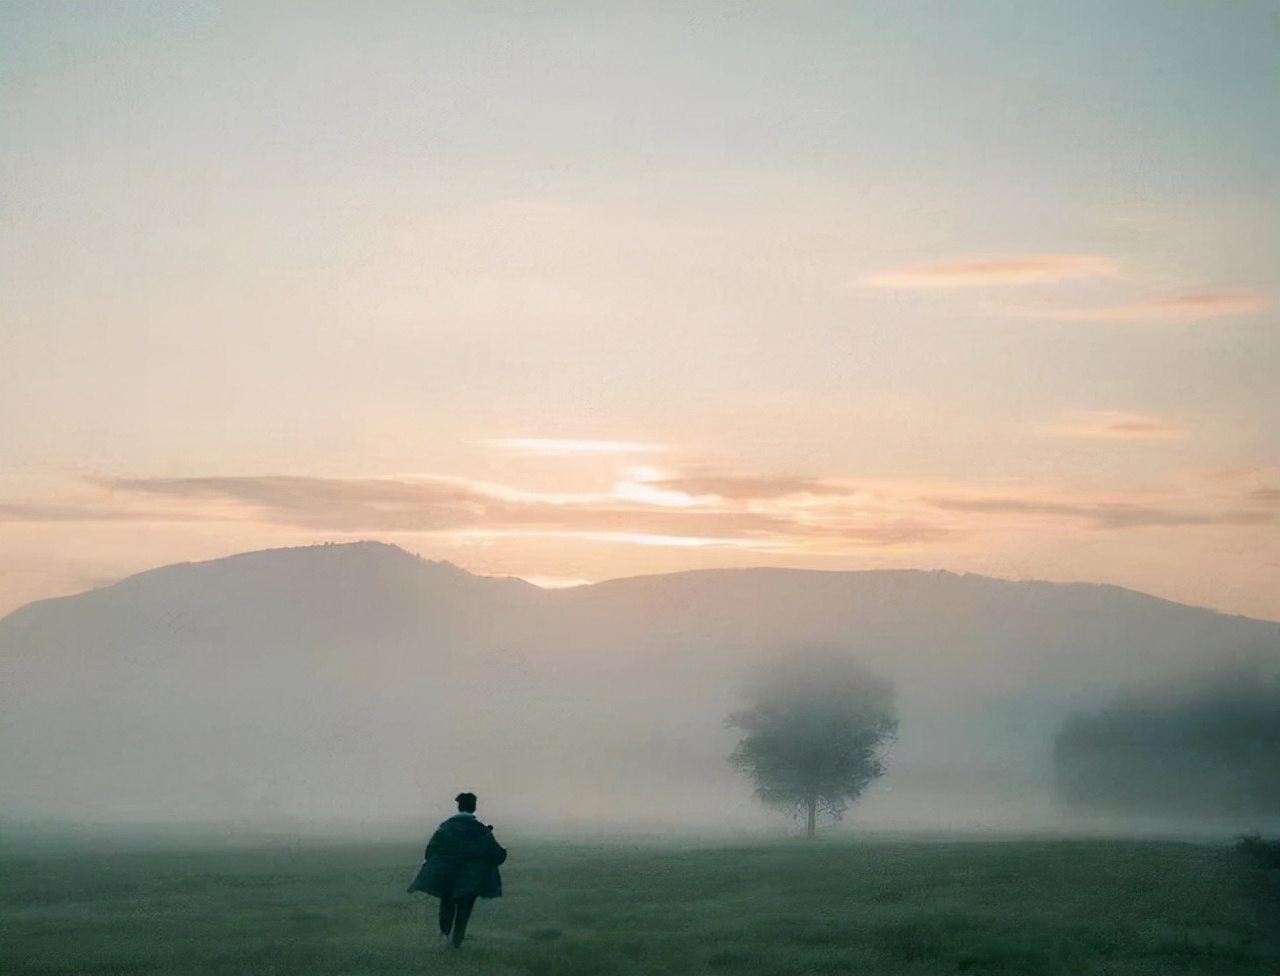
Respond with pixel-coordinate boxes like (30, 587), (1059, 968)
(1, 1), (1278, 620)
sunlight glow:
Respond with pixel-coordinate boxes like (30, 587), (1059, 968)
(482, 439), (669, 456)
(449, 528), (784, 550)
(515, 575), (594, 589)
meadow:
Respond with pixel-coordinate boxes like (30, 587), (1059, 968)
(2, 834), (1277, 976)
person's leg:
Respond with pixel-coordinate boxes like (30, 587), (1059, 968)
(450, 896), (477, 947)
(438, 895), (456, 936)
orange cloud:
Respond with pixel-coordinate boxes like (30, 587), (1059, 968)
(865, 254), (1119, 288)
(0, 502), (210, 523)
(1035, 411), (1185, 442)
(5, 467), (1272, 563)
(53, 474), (952, 551)
(924, 494), (1271, 530)
(1031, 289), (1267, 322)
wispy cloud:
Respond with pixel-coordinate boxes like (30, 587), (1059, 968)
(864, 254), (1119, 288)
(1028, 289), (1267, 322)
(645, 472), (846, 501)
(924, 494), (1273, 530)
(67, 474), (952, 551)
(1034, 411), (1186, 441)
(93, 475), (486, 532)
(0, 502), (209, 523)
(5, 467), (1272, 557)
(481, 439), (668, 456)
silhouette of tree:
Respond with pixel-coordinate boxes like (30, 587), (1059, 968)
(728, 647), (897, 837)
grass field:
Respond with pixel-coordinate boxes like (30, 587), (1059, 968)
(2, 835), (1278, 975)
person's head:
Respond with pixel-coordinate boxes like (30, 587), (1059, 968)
(455, 792), (477, 813)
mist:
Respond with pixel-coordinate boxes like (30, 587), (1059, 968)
(3, 542), (1277, 844)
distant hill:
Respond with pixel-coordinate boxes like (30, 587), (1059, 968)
(2, 541), (1275, 834)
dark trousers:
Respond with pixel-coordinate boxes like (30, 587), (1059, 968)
(438, 894), (477, 946)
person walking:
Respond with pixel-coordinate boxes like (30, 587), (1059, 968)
(407, 792), (507, 947)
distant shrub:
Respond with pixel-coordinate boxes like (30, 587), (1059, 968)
(1234, 832), (1280, 870)
(1054, 659), (1280, 819)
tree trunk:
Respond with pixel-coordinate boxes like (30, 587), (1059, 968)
(805, 796), (816, 838)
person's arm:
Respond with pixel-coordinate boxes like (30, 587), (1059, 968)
(483, 829), (508, 866)
(424, 827), (444, 861)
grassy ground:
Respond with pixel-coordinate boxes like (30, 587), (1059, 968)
(2, 835), (1277, 975)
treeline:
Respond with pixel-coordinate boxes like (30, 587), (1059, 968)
(1054, 662), (1280, 818)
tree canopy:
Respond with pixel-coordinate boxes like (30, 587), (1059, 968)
(728, 647), (897, 836)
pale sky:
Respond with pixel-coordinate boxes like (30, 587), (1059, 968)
(2, 1), (1278, 619)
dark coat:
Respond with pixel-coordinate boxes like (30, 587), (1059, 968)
(407, 814), (507, 899)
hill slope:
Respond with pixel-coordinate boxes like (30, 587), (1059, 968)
(2, 542), (1274, 832)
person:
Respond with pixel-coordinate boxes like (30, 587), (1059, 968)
(407, 792), (507, 947)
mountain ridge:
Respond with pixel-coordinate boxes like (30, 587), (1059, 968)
(5, 539), (1268, 629)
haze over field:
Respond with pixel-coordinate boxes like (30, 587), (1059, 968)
(2, 542), (1276, 836)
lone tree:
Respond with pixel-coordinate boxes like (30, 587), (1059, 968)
(728, 647), (897, 837)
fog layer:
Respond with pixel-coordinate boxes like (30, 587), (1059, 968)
(2, 542), (1276, 838)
